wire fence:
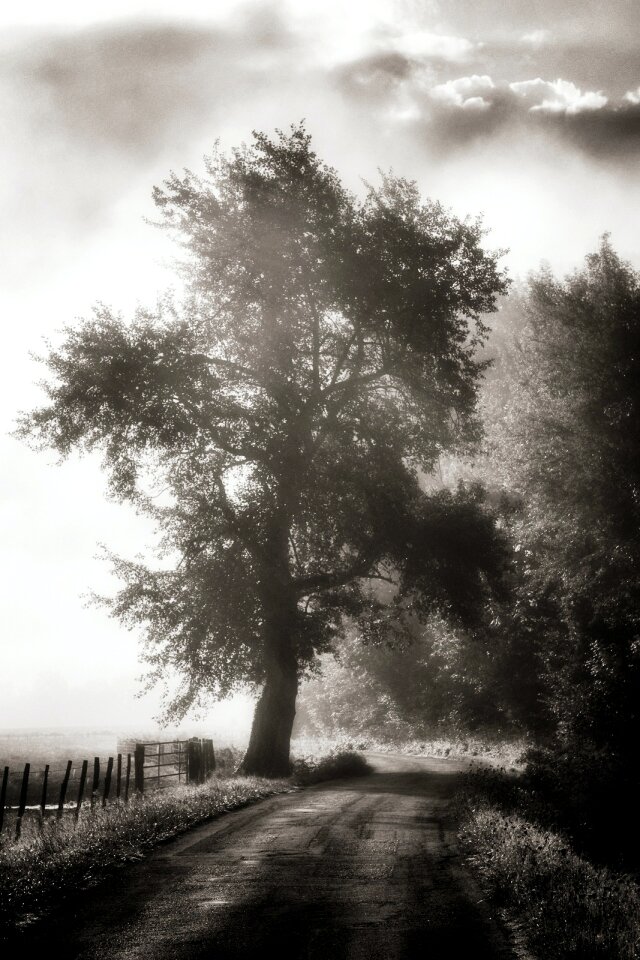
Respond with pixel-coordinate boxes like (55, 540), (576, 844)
(0, 738), (216, 840)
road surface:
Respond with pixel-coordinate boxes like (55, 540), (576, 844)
(17, 753), (517, 959)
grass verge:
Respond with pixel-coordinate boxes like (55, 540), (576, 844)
(458, 768), (640, 959)
(0, 775), (289, 939)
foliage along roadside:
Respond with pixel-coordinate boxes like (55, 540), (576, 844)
(292, 733), (527, 768)
(462, 241), (640, 868)
(457, 766), (640, 960)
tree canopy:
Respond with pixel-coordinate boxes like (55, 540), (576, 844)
(485, 239), (640, 737)
(19, 125), (510, 774)
(456, 239), (640, 862)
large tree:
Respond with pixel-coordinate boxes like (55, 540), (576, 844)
(20, 126), (509, 775)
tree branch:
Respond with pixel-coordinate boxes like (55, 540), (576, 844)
(303, 282), (322, 395)
(192, 353), (262, 383)
(327, 329), (358, 390)
(213, 474), (268, 564)
(293, 546), (381, 595)
(321, 365), (392, 400)
(288, 532), (304, 576)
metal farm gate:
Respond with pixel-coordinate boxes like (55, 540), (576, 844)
(133, 738), (216, 794)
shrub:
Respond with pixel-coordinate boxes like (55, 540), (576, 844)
(291, 750), (372, 786)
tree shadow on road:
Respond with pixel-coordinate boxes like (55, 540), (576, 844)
(319, 768), (464, 799)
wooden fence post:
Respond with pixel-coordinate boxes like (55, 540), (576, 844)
(102, 757), (113, 808)
(40, 764), (49, 823)
(0, 766), (8, 834)
(16, 763), (30, 840)
(125, 753), (132, 803)
(134, 744), (145, 796)
(75, 760), (88, 821)
(116, 754), (122, 800)
(187, 739), (202, 785)
(57, 760), (72, 819)
(90, 757), (100, 809)
(202, 739), (216, 779)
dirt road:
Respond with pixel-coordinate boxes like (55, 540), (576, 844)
(17, 753), (516, 959)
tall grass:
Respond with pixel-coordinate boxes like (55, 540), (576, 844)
(459, 770), (640, 959)
(0, 775), (289, 937)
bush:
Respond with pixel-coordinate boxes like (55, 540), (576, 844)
(291, 750), (372, 786)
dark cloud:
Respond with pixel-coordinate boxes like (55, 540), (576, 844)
(332, 46), (640, 163)
(6, 14), (298, 159)
(472, 36), (640, 101)
(334, 51), (416, 103)
(421, 96), (640, 162)
(26, 28), (225, 156)
(424, 92), (520, 153)
(553, 103), (640, 158)
(428, 96), (640, 163)
(433, 89), (640, 161)
(0, 10), (306, 281)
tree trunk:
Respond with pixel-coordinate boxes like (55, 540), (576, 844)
(239, 588), (299, 777)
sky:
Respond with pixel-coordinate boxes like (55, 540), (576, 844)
(1, 0), (639, 733)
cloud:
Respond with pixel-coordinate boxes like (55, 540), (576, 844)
(336, 50), (414, 95)
(7, 14), (299, 158)
(332, 41), (640, 163)
(520, 29), (551, 47)
(430, 74), (494, 110)
(347, 58), (638, 162)
(0, 10), (308, 284)
(510, 78), (607, 114)
(393, 30), (477, 63)
(559, 102), (640, 158)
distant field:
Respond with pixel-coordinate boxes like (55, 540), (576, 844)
(0, 727), (244, 811)
(0, 726), (246, 762)
(0, 728), (120, 766)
